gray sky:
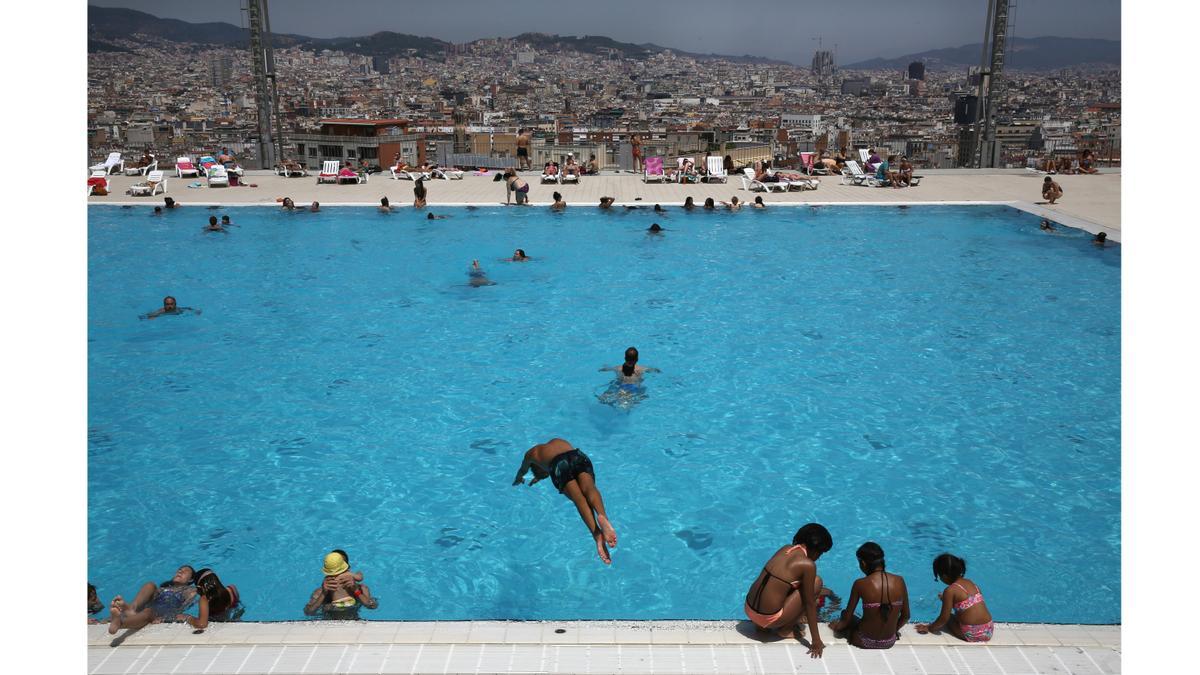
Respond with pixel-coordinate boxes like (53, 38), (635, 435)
(88, 0), (1121, 65)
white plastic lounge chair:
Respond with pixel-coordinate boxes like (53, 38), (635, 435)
(560, 165), (580, 184)
(128, 170), (167, 196)
(88, 171), (110, 195)
(277, 162), (308, 177)
(199, 156), (218, 177)
(176, 157), (199, 178)
(317, 160), (340, 184)
(858, 148), (871, 165)
(123, 160), (157, 176)
(768, 169), (819, 191)
(643, 156), (666, 183)
(431, 167), (464, 180)
(704, 156), (728, 183)
(740, 168), (789, 193)
(392, 166), (430, 181)
(336, 166), (367, 184)
(541, 167), (561, 184)
(207, 164), (229, 187)
(841, 160), (885, 187)
(91, 152), (123, 175)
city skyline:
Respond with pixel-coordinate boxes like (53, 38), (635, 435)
(88, 0), (1121, 66)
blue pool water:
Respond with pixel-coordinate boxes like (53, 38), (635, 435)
(88, 204), (1120, 623)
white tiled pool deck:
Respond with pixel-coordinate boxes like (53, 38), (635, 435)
(88, 620), (1120, 674)
(88, 169), (1121, 241)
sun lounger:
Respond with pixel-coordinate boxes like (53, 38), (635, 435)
(128, 170), (167, 196)
(740, 168), (789, 193)
(541, 167), (561, 184)
(91, 152), (123, 175)
(336, 167), (367, 184)
(431, 167), (464, 180)
(841, 160), (885, 187)
(123, 160), (157, 176)
(643, 156), (666, 183)
(199, 156), (219, 177)
(704, 156), (728, 183)
(207, 164), (229, 187)
(88, 171), (111, 195)
(560, 167), (580, 184)
(317, 160), (341, 184)
(768, 169), (819, 191)
(176, 157), (199, 178)
(276, 162), (309, 177)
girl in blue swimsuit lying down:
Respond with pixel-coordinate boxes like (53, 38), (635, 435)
(108, 565), (197, 635)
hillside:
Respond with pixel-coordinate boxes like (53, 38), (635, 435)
(844, 36), (1119, 71)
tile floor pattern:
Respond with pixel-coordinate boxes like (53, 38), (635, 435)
(88, 621), (1119, 674)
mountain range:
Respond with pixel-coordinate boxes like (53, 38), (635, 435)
(844, 36), (1119, 71)
(88, 6), (1119, 71)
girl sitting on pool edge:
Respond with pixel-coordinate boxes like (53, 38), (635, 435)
(915, 553), (994, 642)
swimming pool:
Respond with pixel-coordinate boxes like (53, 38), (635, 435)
(87, 204), (1120, 623)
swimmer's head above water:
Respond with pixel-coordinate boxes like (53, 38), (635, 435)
(622, 346), (639, 376)
(648, 223), (663, 232)
(162, 296), (178, 312)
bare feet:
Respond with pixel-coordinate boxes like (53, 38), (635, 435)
(107, 597), (125, 634)
(597, 514), (617, 548)
(594, 532), (612, 564)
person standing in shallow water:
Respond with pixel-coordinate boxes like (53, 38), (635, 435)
(512, 438), (618, 564)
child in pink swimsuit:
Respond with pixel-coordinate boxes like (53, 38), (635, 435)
(915, 553), (994, 642)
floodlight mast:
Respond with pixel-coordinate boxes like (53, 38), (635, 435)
(245, 0), (285, 168)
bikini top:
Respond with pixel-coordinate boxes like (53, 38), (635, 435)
(747, 544), (807, 613)
(952, 582), (984, 612)
(862, 571), (903, 609)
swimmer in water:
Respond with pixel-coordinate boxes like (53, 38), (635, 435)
(599, 197), (615, 209)
(1092, 231), (1108, 246)
(654, 204), (666, 213)
(426, 212), (450, 220)
(221, 215), (232, 227)
(153, 206), (163, 215)
(468, 260), (495, 287)
(507, 248), (530, 262)
(163, 197), (179, 209)
(378, 197), (391, 213)
(703, 197), (716, 210)
(752, 196), (766, 209)
(551, 192), (567, 210)
(647, 223), (664, 234)
(1039, 219), (1055, 231)
(310, 201), (320, 212)
(143, 296), (199, 320)
(512, 437), (618, 564)
(281, 197), (295, 211)
(722, 196), (742, 210)
(601, 346), (660, 384)
(203, 216), (226, 233)
(682, 196), (696, 210)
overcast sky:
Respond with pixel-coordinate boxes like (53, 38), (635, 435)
(88, 0), (1121, 65)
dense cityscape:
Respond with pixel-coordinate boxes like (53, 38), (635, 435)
(87, 26), (1120, 174)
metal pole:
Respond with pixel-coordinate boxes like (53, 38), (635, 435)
(261, 0), (286, 165)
